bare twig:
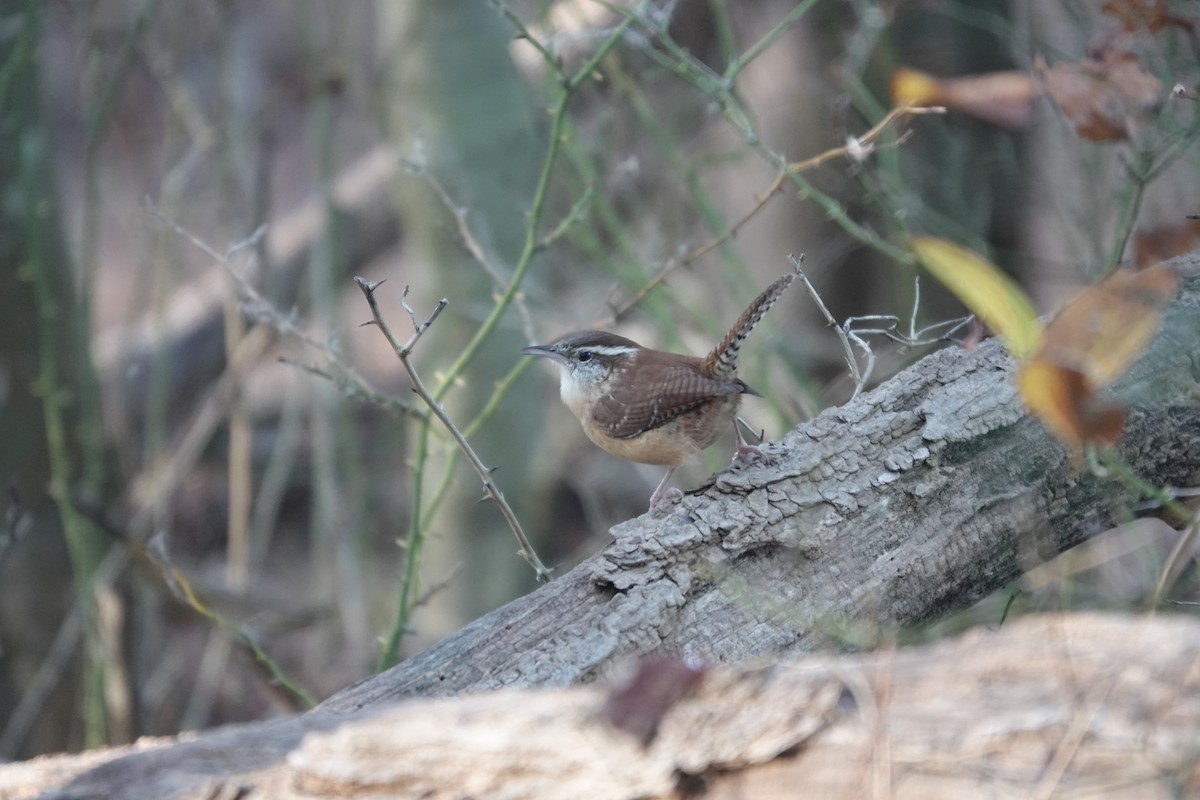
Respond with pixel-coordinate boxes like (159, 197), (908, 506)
(147, 203), (418, 417)
(412, 562), (466, 613)
(790, 255), (972, 398)
(419, 172), (541, 343)
(354, 277), (552, 584)
(283, 358), (425, 418)
(606, 106), (945, 325)
(790, 254), (872, 399)
(488, 0), (558, 68)
(145, 535), (316, 708)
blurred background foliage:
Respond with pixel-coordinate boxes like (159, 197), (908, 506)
(1, 0), (1197, 758)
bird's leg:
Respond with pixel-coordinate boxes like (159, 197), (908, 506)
(648, 466), (682, 509)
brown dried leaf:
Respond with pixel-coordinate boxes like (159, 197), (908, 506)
(1017, 263), (1178, 448)
(1018, 361), (1126, 446)
(1035, 263), (1178, 387)
(1035, 50), (1161, 141)
(1102, 0), (1170, 32)
(1134, 218), (1200, 266)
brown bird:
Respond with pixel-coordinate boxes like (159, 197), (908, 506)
(523, 273), (794, 508)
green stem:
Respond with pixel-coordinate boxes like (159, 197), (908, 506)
(420, 359), (534, 532)
(723, 0), (822, 81)
(13, 0), (109, 747)
(618, 3), (914, 267)
(379, 15), (632, 670)
(1106, 104), (1200, 270)
(1093, 447), (1194, 527)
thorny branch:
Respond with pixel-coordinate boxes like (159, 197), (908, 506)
(416, 168), (538, 342)
(605, 105), (947, 325)
(354, 277), (552, 583)
(147, 203), (419, 417)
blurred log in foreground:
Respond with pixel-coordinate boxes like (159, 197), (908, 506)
(2, 613), (1197, 799)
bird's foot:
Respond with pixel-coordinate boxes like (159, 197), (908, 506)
(731, 427), (783, 467)
(646, 467), (683, 515)
(649, 486), (684, 516)
(732, 439), (767, 465)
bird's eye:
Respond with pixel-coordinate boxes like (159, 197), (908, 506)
(577, 350), (593, 362)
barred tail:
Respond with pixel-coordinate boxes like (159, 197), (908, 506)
(703, 273), (794, 383)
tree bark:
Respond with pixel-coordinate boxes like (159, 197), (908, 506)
(2, 250), (1196, 798)
(325, 249), (1200, 709)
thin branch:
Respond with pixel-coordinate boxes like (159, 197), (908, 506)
(147, 204), (414, 415)
(1149, 515), (1199, 610)
(606, 105), (945, 324)
(1085, 449), (1200, 611)
(145, 536), (316, 708)
(366, 9), (632, 669)
(409, 172), (541, 344)
(283, 358), (425, 419)
(791, 255), (972, 398)
(354, 278), (552, 588)
(723, 0), (820, 81)
(393, 283), (448, 354)
(488, 0), (559, 69)
(418, 357), (536, 535)
(542, 185), (597, 249)
(791, 255), (872, 399)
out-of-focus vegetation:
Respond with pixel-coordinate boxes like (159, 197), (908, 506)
(0, 0), (1197, 758)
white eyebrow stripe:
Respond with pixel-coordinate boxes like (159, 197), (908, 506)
(581, 345), (639, 357)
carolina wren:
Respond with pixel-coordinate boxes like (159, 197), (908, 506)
(523, 273), (794, 508)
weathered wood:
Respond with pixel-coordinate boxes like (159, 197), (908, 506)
(281, 614), (1200, 800)
(6, 614), (1200, 799)
(3, 252), (1197, 799)
(323, 250), (1200, 710)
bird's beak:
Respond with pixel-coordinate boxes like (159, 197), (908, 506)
(522, 344), (567, 365)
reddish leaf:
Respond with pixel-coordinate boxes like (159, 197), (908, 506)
(1034, 263), (1178, 388)
(1134, 218), (1200, 266)
(1035, 50), (1161, 141)
(1102, 0), (1170, 31)
(1017, 263), (1178, 448)
(1018, 362), (1127, 446)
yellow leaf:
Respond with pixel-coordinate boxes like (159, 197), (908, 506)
(890, 67), (943, 107)
(911, 236), (1043, 359)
